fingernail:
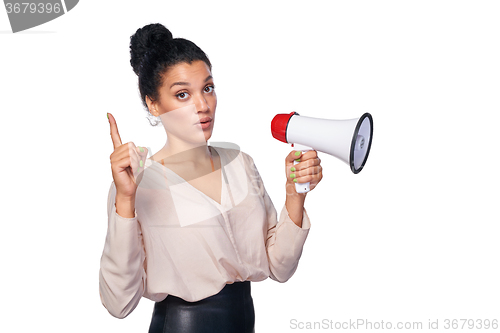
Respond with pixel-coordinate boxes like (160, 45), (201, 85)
(291, 167), (296, 172)
(106, 113), (109, 119)
(139, 147), (144, 152)
(290, 173), (296, 179)
(295, 158), (301, 162)
(140, 160), (144, 167)
(294, 151), (301, 156)
(137, 166), (140, 173)
(293, 179), (298, 183)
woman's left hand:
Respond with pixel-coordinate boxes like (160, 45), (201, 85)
(285, 149), (323, 195)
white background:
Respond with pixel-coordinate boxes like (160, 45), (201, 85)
(1, 1), (499, 332)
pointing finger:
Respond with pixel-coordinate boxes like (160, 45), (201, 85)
(108, 113), (122, 150)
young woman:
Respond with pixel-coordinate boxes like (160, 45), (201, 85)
(99, 23), (323, 333)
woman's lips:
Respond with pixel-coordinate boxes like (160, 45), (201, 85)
(198, 117), (212, 123)
(196, 118), (212, 129)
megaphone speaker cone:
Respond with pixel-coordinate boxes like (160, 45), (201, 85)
(350, 113), (373, 174)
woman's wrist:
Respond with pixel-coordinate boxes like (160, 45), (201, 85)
(115, 193), (136, 218)
(285, 185), (306, 228)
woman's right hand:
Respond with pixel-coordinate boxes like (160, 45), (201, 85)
(108, 113), (148, 199)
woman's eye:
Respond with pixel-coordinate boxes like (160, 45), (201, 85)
(176, 92), (189, 100)
(204, 85), (215, 93)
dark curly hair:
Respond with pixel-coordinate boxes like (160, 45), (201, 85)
(130, 23), (212, 126)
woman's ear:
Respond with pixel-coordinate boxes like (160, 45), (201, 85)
(145, 96), (158, 117)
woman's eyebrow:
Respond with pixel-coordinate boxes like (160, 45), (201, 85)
(170, 81), (190, 89)
(169, 76), (212, 89)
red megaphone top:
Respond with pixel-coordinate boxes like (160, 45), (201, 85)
(271, 112), (298, 143)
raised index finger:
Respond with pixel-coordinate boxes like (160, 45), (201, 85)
(107, 113), (122, 149)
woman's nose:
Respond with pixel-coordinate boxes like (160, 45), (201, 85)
(194, 94), (209, 112)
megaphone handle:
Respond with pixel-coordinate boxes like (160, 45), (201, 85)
(292, 143), (313, 194)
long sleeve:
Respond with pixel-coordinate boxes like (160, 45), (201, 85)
(266, 203), (311, 282)
(248, 155), (311, 282)
(99, 182), (147, 319)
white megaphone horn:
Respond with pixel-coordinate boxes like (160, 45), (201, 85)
(271, 112), (373, 193)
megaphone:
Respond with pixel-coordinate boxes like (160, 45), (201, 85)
(271, 112), (373, 193)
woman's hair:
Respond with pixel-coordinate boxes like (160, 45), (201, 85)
(130, 23), (212, 126)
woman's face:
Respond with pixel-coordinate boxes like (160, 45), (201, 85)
(147, 60), (217, 144)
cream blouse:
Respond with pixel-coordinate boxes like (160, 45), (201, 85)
(99, 146), (311, 319)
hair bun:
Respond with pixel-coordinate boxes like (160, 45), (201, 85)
(130, 23), (173, 75)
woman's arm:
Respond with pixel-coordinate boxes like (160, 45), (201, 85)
(99, 182), (146, 319)
(264, 150), (322, 281)
(243, 152), (315, 282)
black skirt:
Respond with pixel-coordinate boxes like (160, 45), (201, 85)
(148, 281), (255, 333)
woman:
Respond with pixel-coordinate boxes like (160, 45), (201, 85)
(100, 23), (323, 333)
